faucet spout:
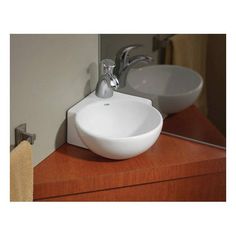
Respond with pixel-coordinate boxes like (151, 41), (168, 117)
(109, 74), (119, 90)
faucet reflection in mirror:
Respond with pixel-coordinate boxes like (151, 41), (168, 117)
(114, 44), (152, 88)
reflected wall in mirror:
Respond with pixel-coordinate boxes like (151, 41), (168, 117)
(100, 34), (226, 147)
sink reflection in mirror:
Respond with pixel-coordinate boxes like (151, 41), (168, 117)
(124, 64), (203, 115)
(100, 34), (226, 147)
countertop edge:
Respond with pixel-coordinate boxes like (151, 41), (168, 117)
(34, 156), (226, 200)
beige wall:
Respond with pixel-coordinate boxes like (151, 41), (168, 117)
(10, 35), (99, 166)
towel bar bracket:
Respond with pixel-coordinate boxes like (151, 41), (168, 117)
(15, 123), (36, 146)
(152, 34), (176, 64)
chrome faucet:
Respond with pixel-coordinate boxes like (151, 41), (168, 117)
(114, 44), (152, 88)
(95, 59), (119, 98)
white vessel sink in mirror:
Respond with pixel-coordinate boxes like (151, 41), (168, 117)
(67, 92), (163, 160)
(122, 65), (203, 115)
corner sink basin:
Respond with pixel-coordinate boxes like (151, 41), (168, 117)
(124, 65), (203, 115)
(67, 91), (162, 160)
(75, 99), (162, 160)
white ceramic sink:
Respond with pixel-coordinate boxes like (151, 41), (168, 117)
(123, 65), (203, 115)
(67, 91), (163, 160)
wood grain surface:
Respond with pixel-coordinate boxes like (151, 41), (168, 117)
(41, 172), (226, 201)
(34, 134), (226, 200)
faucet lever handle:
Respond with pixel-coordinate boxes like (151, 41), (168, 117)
(101, 59), (116, 75)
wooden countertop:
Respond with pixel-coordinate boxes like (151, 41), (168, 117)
(34, 106), (226, 200)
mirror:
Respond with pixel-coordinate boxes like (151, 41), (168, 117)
(100, 34), (226, 147)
